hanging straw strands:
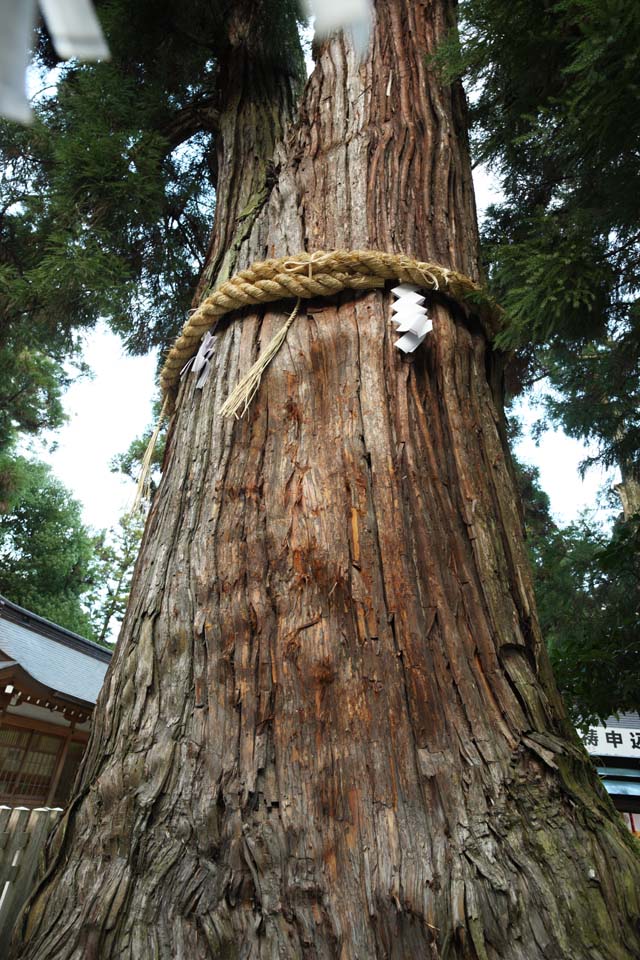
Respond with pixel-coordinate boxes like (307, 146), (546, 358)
(159, 249), (502, 411)
(130, 396), (169, 513)
(218, 298), (302, 419)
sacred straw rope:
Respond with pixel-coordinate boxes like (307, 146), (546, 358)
(136, 251), (500, 502)
(159, 249), (502, 410)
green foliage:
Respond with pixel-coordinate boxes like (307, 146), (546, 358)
(0, 458), (97, 637)
(0, 0), (305, 360)
(0, 199), (75, 507)
(543, 515), (640, 725)
(0, 344), (66, 449)
(435, 0), (640, 482)
(488, 213), (613, 350)
(2, 5), (218, 361)
(540, 334), (640, 477)
(0, 458), (146, 646)
(432, 0), (640, 718)
(515, 458), (640, 723)
(110, 401), (166, 499)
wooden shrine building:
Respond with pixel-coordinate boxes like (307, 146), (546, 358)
(0, 595), (111, 808)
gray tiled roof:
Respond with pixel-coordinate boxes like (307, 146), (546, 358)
(603, 713), (640, 729)
(0, 597), (110, 705)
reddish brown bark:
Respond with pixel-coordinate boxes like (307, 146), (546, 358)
(13, 2), (640, 958)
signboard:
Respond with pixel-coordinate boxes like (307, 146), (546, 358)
(580, 723), (640, 759)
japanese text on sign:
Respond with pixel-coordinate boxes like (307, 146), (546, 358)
(580, 725), (640, 758)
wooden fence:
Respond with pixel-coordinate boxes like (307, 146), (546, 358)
(0, 805), (62, 954)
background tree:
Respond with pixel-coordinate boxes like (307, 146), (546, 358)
(432, 0), (640, 495)
(0, 309), (69, 510)
(13, 3), (640, 959)
(430, 0), (640, 719)
(0, 455), (144, 647)
(87, 510), (145, 645)
(543, 513), (640, 721)
(0, 458), (96, 635)
(515, 458), (640, 723)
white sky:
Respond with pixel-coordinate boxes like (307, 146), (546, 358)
(30, 168), (616, 534)
(38, 325), (157, 530)
(513, 397), (615, 527)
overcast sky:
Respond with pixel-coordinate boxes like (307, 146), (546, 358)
(38, 327), (157, 530)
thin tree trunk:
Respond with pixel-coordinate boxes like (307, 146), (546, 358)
(615, 461), (640, 520)
(14, 3), (640, 958)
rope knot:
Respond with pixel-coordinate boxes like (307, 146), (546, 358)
(283, 251), (329, 280)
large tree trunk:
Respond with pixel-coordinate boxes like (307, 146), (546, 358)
(14, 2), (640, 958)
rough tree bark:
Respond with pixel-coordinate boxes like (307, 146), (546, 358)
(14, 2), (640, 958)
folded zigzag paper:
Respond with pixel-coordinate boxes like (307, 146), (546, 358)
(391, 283), (433, 353)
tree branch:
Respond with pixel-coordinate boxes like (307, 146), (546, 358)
(158, 96), (221, 154)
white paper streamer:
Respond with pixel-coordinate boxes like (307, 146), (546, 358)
(190, 330), (216, 390)
(391, 283), (432, 353)
(0, 0), (109, 123)
(39, 0), (109, 61)
(310, 0), (373, 58)
(0, 0), (37, 123)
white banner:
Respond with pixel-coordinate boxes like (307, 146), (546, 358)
(581, 723), (640, 759)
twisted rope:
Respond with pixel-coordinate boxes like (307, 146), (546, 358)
(159, 250), (501, 407)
